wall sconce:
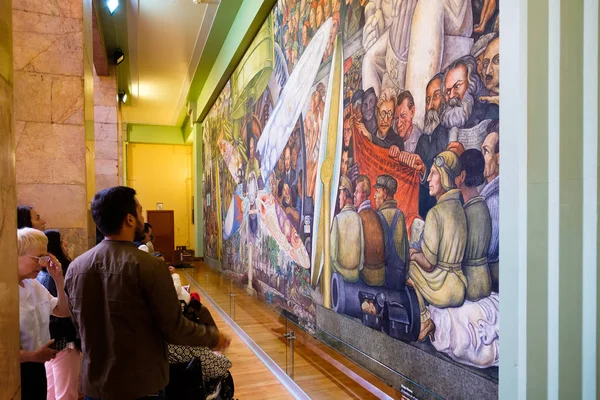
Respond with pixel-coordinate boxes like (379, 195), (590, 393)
(118, 92), (128, 104)
(114, 48), (125, 65)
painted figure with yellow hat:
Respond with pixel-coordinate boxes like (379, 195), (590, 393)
(408, 150), (468, 342)
(330, 175), (364, 282)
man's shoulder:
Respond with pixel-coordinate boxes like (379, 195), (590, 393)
(70, 241), (161, 271)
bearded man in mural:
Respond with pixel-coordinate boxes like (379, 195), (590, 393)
(408, 151), (468, 342)
(416, 73), (450, 218)
(441, 55), (499, 151)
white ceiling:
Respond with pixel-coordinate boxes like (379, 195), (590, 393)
(122, 0), (219, 126)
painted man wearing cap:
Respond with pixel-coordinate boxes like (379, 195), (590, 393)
(456, 149), (492, 301)
(354, 175), (386, 286)
(408, 151), (468, 342)
(374, 174), (410, 291)
(330, 176), (364, 282)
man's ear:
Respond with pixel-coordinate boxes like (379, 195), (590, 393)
(125, 214), (135, 227)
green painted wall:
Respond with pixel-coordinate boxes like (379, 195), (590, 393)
(127, 124), (186, 145)
(183, 0), (276, 142)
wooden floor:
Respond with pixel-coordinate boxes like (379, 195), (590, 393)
(181, 274), (294, 400)
(179, 262), (403, 400)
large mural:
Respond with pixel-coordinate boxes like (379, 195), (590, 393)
(203, 0), (500, 395)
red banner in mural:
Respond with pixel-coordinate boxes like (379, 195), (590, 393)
(352, 131), (421, 224)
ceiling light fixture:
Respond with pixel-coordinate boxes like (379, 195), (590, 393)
(114, 48), (125, 65)
(118, 92), (128, 104)
(106, 0), (119, 14)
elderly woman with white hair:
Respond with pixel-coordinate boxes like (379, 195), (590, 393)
(17, 227), (70, 399)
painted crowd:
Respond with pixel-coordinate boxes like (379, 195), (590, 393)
(203, 0), (501, 384)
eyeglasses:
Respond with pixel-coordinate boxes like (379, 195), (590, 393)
(379, 110), (393, 120)
(27, 255), (50, 265)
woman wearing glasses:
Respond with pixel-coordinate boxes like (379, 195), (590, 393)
(18, 228), (70, 399)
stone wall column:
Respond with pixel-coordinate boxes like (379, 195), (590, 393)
(0, 0), (21, 396)
(94, 65), (119, 191)
(12, 0), (89, 256)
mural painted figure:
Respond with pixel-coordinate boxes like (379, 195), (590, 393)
(202, 0), (500, 396)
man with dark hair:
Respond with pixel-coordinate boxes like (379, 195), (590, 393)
(354, 175), (385, 286)
(65, 186), (230, 399)
(395, 90), (422, 153)
(480, 121), (499, 292)
(374, 175), (410, 290)
(359, 87), (378, 135)
(456, 150), (492, 301)
(282, 146), (296, 185)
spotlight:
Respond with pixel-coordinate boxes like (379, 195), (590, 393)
(114, 48), (125, 65)
(107, 0), (119, 14)
(118, 92), (128, 104)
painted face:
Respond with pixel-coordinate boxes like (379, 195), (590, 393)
(361, 92), (376, 121)
(429, 294), (499, 368)
(291, 147), (298, 169)
(444, 64), (469, 101)
(338, 189), (347, 209)
(341, 151), (349, 176)
(353, 181), (368, 208)
(283, 183), (292, 205)
(395, 98), (415, 140)
(426, 78), (443, 112)
(482, 132), (499, 182)
(428, 166), (443, 198)
(30, 208), (47, 231)
(343, 119), (352, 147)
(249, 137), (255, 160)
(376, 99), (395, 135)
(18, 244), (49, 281)
(284, 148), (291, 171)
(302, 25), (308, 45)
(374, 187), (386, 209)
(483, 38), (500, 94)
(476, 52), (485, 83)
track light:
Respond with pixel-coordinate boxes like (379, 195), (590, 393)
(106, 0), (119, 14)
(114, 49), (125, 65)
(118, 92), (128, 104)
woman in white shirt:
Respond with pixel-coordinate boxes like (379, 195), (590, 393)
(18, 228), (71, 399)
